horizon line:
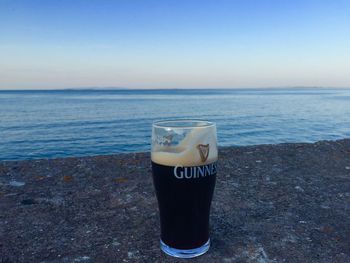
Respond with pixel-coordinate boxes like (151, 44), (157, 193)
(1, 86), (350, 91)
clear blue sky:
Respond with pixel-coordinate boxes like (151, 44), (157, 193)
(0, 0), (349, 89)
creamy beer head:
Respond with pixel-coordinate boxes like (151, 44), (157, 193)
(151, 120), (218, 167)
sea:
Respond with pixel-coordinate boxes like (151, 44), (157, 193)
(1, 88), (350, 161)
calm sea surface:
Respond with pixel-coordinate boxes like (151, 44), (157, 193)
(1, 88), (350, 160)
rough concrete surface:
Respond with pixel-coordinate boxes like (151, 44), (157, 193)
(0, 139), (349, 263)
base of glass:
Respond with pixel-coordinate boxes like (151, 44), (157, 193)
(160, 239), (210, 258)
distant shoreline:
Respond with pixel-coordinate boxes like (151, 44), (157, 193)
(1, 87), (350, 92)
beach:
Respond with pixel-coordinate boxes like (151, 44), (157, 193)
(2, 0), (350, 261)
(0, 139), (349, 262)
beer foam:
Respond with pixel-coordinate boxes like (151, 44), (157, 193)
(151, 126), (218, 167)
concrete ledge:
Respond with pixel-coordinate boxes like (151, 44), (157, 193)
(0, 139), (350, 262)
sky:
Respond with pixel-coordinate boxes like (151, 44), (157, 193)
(0, 0), (349, 90)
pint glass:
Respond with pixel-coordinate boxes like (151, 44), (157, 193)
(151, 120), (218, 258)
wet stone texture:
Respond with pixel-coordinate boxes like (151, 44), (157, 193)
(0, 139), (350, 263)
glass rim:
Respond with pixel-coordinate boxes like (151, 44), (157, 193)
(152, 119), (215, 129)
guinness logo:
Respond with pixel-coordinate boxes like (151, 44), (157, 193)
(197, 144), (209, 162)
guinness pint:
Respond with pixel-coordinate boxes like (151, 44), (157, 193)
(151, 120), (218, 258)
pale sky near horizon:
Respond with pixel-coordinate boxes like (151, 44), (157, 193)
(0, 0), (350, 90)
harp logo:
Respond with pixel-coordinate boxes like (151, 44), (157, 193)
(197, 144), (209, 162)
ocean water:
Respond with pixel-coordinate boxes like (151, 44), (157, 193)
(1, 88), (350, 161)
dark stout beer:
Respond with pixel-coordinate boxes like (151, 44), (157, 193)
(151, 161), (217, 249)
